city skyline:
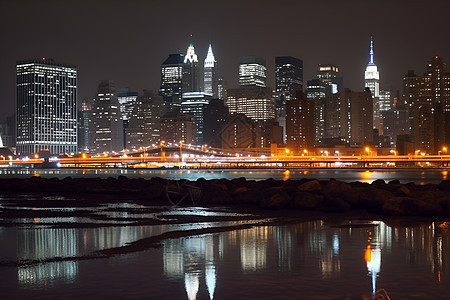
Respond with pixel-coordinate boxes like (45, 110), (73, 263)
(1, 0), (449, 120)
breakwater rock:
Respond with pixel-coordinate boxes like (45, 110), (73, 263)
(1, 176), (450, 217)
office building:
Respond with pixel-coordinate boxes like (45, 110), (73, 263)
(226, 86), (275, 121)
(317, 64), (343, 95)
(77, 99), (91, 153)
(180, 92), (212, 145)
(239, 56), (267, 87)
(159, 53), (184, 109)
(183, 43), (200, 93)
(364, 37), (380, 131)
(221, 114), (263, 149)
(16, 58), (77, 156)
(91, 80), (123, 154)
(275, 56), (303, 98)
(203, 99), (230, 148)
(275, 56), (303, 144)
(204, 44), (218, 98)
(126, 90), (163, 150)
(350, 88), (374, 145)
(117, 88), (138, 148)
(160, 112), (196, 145)
(403, 56), (450, 153)
(286, 92), (315, 154)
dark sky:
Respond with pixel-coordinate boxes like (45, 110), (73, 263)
(1, 0), (449, 120)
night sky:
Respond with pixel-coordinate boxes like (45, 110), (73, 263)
(0, 0), (449, 120)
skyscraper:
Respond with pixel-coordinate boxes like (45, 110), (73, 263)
(286, 92), (315, 154)
(239, 56), (267, 87)
(364, 37), (380, 98)
(16, 58), (77, 156)
(364, 37), (380, 130)
(275, 56), (303, 98)
(350, 88), (374, 145)
(403, 56), (450, 153)
(275, 56), (303, 144)
(317, 64), (343, 95)
(126, 90), (163, 150)
(183, 43), (200, 93)
(77, 99), (91, 153)
(117, 88), (138, 148)
(91, 80), (123, 154)
(181, 92), (212, 145)
(204, 44), (218, 98)
(159, 53), (184, 109)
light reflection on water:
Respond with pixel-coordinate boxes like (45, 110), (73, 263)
(0, 168), (449, 183)
(1, 219), (448, 299)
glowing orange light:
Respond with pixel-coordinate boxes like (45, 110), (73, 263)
(365, 245), (372, 263)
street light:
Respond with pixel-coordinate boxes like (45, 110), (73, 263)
(285, 148), (290, 156)
(443, 147), (448, 155)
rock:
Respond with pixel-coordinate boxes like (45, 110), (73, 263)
(438, 180), (450, 191)
(396, 185), (411, 196)
(323, 196), (352, 213)
(359, 188), (393, 209)
(291, 192), (323, 209)
(297, 180), (322, 192)
(260, 191), (291, 209)
(323, 180), (359, 206)
(383, 196), (444, 216)
(382, 197), (406, 215)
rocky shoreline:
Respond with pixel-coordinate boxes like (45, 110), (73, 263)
(1, 176), (450, 217)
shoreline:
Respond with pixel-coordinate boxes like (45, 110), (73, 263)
(0, 176), (449, 217)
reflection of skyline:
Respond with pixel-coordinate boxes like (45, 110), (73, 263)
(14, 224), (162, 288)
(161, 220), (449, 299)
(3, 216), (449, 298)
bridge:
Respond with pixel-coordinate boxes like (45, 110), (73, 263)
(1, 145), (450, 169)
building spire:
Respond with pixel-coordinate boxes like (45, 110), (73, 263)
(204, 44), (216, 68)
(369, 36), (374, 65)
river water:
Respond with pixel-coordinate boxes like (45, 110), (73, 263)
(0, 167), (448, 184)
(0, 205), (448, 299)
(0, 168), (449, 299)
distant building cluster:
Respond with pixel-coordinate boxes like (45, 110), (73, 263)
(1, 38), (449, 157)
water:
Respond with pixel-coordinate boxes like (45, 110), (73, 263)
(0, 167), (448, 184)
(0, 214), (449, 299)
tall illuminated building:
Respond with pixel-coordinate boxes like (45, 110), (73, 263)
(126, 90), (163, 150)
(275, 56), (303, 143)
(91, 80), (123, 154)
(117, 88), (138, 148)
(183, 43), (200, 93)
(77, 99), (91, 153)
(159, 53), (184, 109)
(403, 56), (450, 153)
(317, 64), (343, 95)
(204, 44), (218, 98)
(364, 37), (380, 97)
(16, 58), (77, 156)
(286, 92), (315, 153)
(364, 37), (380, 129)
(239, 56), (266, 87)
(275, 56), (303, 98)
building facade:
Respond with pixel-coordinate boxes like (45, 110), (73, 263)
(403, 56), (450, 153)
(126, 90), (163, 151)
(286, 93), (315, 154)
(183, 43), (200, 93)
(226, 86), (275, 121)
(159, 54), (184, 109)
(90, 80), (123, 154)
(180, 92), (212, 145)
(239, 56), (267, 87)
(204, 44), (218, 98)
(16, 58), (77, 156)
